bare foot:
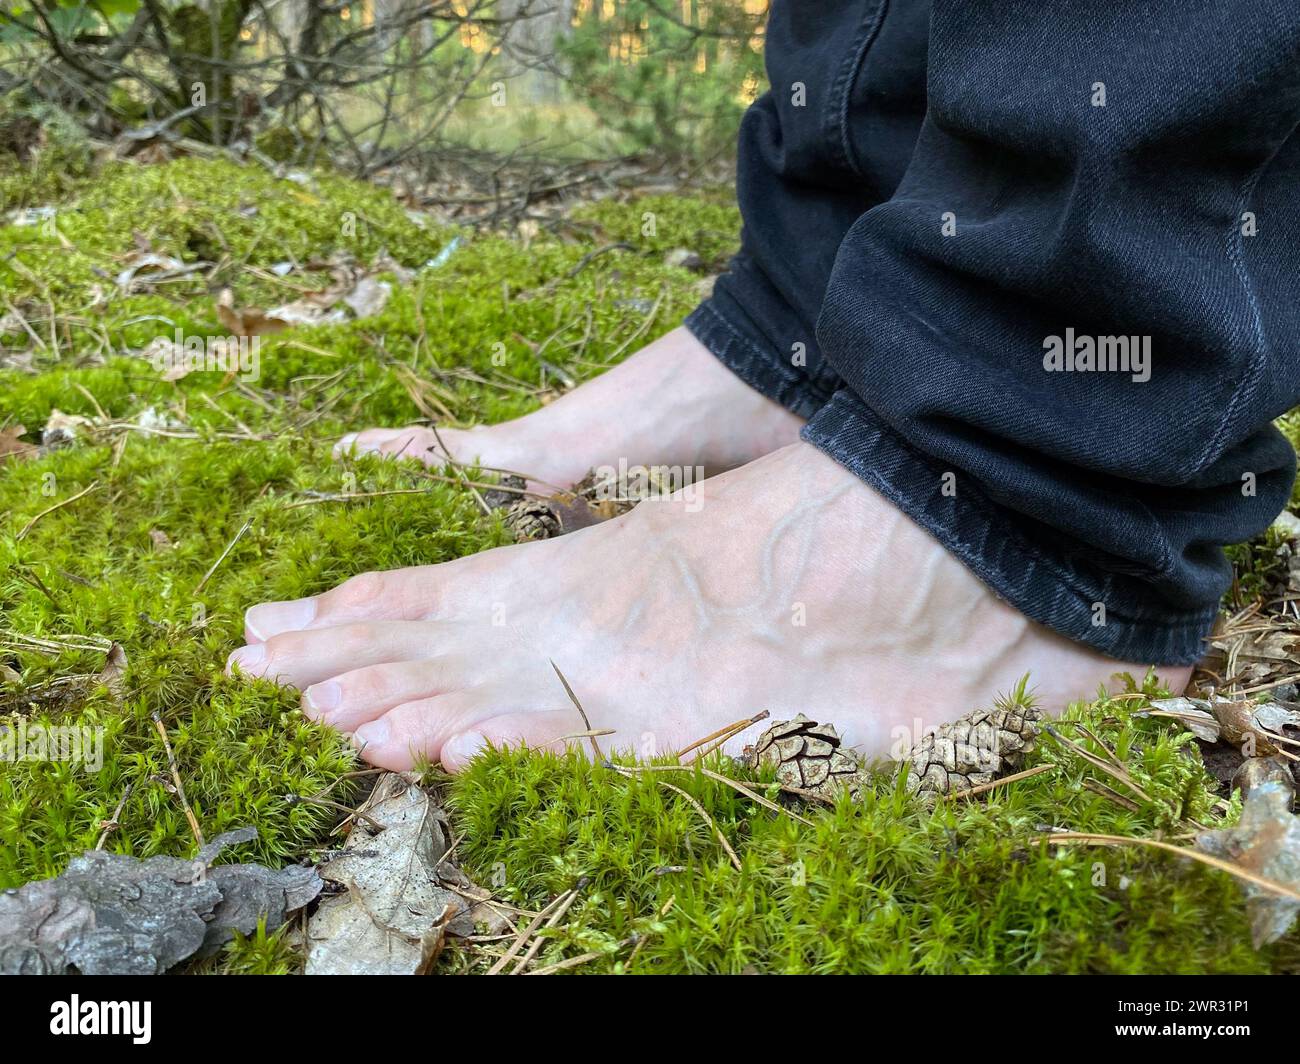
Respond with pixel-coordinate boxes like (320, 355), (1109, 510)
(228, 442), (1190, 771)
(334, 326), (806, 490)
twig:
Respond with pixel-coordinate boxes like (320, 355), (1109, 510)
(621, 763), (813, 827)
(609, 764), (742, 871)
(1080, 777), (1142, 813)
(524, 945), (619, 975)
(95, 783), (134, 850)
(509, 876), (589, 974)
(486, 889), (574, 975)
(284, 487), (434, 509)
(152, 713), (204, 849)
(288, 793), (388, 834)
(626, 896), (675, 968)
(1241, 673), (1300, 696)
(429, 423), (490, 516)
(674, 710), (769, 763)
(194, 483), (269, 593)
(1044, 725), (1154, 805)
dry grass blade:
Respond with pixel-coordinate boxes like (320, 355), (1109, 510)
(623, 763), (814, 827)
(195, 482), (270, 593)
(610, 766), (742, 871)
(152, 714), (204, 849)
(550, 659), (604, 761)
(1044, 725), (1154, 804)
(947, 763), (1055, 800)
(1043, 832), (1300, 902)
(675, 709), (770, 763)
(95, 783), (134, 850)
(509, 876), (588, 974)
(486, 889), (574, 975)
(1081, 777), (1142, 813)
(17, 481), (100, 541)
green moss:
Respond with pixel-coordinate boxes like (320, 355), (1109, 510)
(573, 192), (742, 270)
(0, 155), (710, 893)
(447, 681), (1284, 975)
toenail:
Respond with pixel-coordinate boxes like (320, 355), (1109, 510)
(246, 598), (316, 639)
(303, 680), (341, 719)
(444, 731), (487, 765)
(227, 643), (266, 673)
(353, 719), (389, 749)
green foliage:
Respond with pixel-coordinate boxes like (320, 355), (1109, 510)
(559, 2), (767, 161)
(0, 97), (94, 210)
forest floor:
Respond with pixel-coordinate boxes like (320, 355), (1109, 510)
(2, 144), (1299, 974)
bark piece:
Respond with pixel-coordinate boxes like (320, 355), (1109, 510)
(0, 828), (320, 974)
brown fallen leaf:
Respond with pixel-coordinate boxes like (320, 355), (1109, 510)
(97, 642), (127, 705)
(305, 772), (461, 975)
(1209, 697), (1283, 755)
(42, 408), (96, 448)
(0, 424), (36, 463)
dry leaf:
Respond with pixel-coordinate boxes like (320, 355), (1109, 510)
(1145, 697), (1222, 742)
(305, 773), (459, 975)
(0, 424), (36, 463)
(115, 253), (204, 292)
(97, 643), (127, 705)
(342, 276), (391, 318)
(1197, 781), (1300, 947)
(1209, 698), (1283, 755)
(42, 408), (95, 447)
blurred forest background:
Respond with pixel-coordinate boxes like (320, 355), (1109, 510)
(0, 0), (770, 212)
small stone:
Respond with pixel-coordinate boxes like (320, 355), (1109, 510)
(664, 248), (703, 271)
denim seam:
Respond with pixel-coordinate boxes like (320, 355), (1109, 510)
(685, 301), (829, 418)
(1193, 114), (1300, 475)
(825, 0), (889, 179)
(802, 391), (1215, 660)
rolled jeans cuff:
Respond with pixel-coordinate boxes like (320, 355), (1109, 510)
(685, 297), (833, 421)
(801, 390), (1217, 666)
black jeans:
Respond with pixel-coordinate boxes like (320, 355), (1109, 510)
(687, 0), (1300, 665)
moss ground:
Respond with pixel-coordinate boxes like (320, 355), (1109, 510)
(1, 153), (1297, 974)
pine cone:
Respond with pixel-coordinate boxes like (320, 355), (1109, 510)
(742, 715), (870, 800)
(904, 704), (1043, 801)
(504, 499), (561, 541)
